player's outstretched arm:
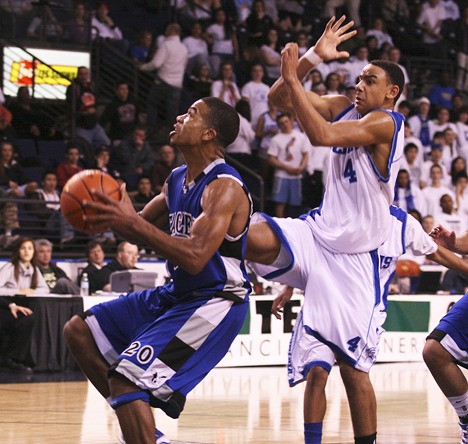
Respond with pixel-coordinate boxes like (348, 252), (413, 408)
(428, 244), (468, 274)
(245, 221), (281, 265)
(268, 16), (355, 118)
(84, 178), (250, 275)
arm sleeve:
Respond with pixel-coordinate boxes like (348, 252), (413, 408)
(405, 214), (438, 256)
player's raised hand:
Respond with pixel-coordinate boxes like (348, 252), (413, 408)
(314, 15), (356, 61)
(281, 43), (300, 84)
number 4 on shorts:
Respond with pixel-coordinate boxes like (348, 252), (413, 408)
(347, 336), (361, 352)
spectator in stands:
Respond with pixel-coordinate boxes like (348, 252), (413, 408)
(94, 241), (139, 292)
(26, 2), (63, 41)
(0, 101), (14, 139)
(366, 17), (394, 49)
(234, 0), (253, 24)
(421, 137), (449, 188)
(66, 66), (110, 149)
(454, 6), (468, 92)
(428, 71), (457, 111)
(77, 240), (106, 295)
(7, 86), (54, 139)
(451, 94), (465, 121)
(210, 61), (241, 107)
(303, 69), (325, 92)
(0, 295), (34, 372)
(453, 171), (468, 216)
(365, 34), (380, 60)
(130, 30), (153, 63)
(393, 169), (427, 215)
(246, 0), (274, 47)
(112, 126), (154, 179)
(380, 0), (410, 27)
(0, 236), (49, 295)
(100, 80), (139, 145)
(186, 63), (214, 101)
(55, 144), (83, 189)
(181, 0), (221, 23)
(182, 21), (210, 78)
(456, 107), (468, 159)
(401, 142), (423, 189)
(0, 0), (34, 39)
(93, 146), (120, 179)
(35, 239), (80, 295)
(205, 8), (239, 78)
(443, 127), (461, 171)
(416, 0), (447, 57)
(441, 0), (460, 22)
(403, 121), (425, 168)
(267, 112), (308, 218)
(449, 156), (467, 188)
(422, 164), (455, 217)
(139, 22), (188, 143)
(259, 27), (282, 86)
(151, 144), (178, 194)
(408, 96), (434, 154)
(255, 98), (280, 181)
(322, 0), (361, 27)
(241, 63), (269, 129)
(66, 0), (90, 45)
(131, 175), (155, 208)
(226, 99), (256, 166)
(324, 72), (343, 96)
(436, 194), (466, 235)
(432, 107), (458, 138)
(421, 214), (435, 233)
(91, 1), (128, 53)
(30, 171), (74, 245)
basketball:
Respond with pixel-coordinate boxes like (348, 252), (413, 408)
(60, 170), (121, 233)
(395, 259), (421, 278)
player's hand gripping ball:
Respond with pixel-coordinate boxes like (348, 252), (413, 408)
(60, 170), (121, 233)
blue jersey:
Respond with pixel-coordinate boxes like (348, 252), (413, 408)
(160, 158), (252, 302)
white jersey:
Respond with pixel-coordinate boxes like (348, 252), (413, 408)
(305, 105), (405, 254)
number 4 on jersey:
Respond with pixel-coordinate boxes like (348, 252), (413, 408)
(347, 336), (361, 352)
(344, 158), (357, 183)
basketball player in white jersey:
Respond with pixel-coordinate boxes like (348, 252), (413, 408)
(268, 16), (406, 444)
(246, 209), (468, 443)
(424, 225), (468, 443)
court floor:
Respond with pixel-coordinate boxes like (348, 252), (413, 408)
(0, 362), (464, 443)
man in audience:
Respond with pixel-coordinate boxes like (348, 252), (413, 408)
(56, 144), (84, 189)
(151, 144), (178, 194)
(94, 241), (139, 292)
(131, 175), (155, 208)
(0, 296), (34, 373)
(78, 240), (106, 295)
(35, 239), (80, 295)
(408, 97), (433, 155)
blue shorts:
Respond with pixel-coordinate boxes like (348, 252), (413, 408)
(428, 292), (468, 368)
(85, 288), (248, 418)
(271, 177), (302, 206)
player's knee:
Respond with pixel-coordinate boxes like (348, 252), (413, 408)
(422, 339), (447, 367)
(339, 362), (368, 386)
(306, 366), (329, 389)
(108, 375), (149, 410)
(109, 390), (150, 410)
(63, 315), (88, 348)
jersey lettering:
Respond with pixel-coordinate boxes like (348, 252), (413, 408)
(380, 256), (393, 269)
(332, 147), (357, 154)
(169, 211), (194, 237)
(344, 158), (357, 183)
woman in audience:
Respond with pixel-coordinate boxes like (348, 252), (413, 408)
(186, 63), (214, 100)
(0, 236), (49, 295)
(449, 156), (467, 188)
(210, 60), (241, 107)
(259, 27), (282, 85)
(393, 169), (427, 215)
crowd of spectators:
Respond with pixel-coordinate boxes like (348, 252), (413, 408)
(0, 0), (466, 268)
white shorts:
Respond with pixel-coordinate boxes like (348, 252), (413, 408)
(250, 214), (383, 373)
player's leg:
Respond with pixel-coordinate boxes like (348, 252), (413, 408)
(63, 314), (111, 397)
(423, 295), (468, 442)
(338, 361), (377, 444)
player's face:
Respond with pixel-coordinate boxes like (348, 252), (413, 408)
(355, 65), (395, 115)
(170, 100), (210, 148)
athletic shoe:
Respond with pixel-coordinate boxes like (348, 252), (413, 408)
(460, 421), (468, 444)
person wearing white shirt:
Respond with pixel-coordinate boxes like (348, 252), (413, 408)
(394, 169), (427, 215)
(408, 97), (435, 154)
(421, 142), (450, 188)
(91, 2), (127, 53)
(226, 100), (256, 164)
(267, 113), (308, 217)
(182, 21), (210, 77)
(139, 23), (188, 140)
(241, 63), (270, 129)
(422, 164), (455, 217)
(400, 142), (423, 188)
(366, 17), (394, 48)
(456, 107), (468, 159)
(435, 193), (467, 236)
(440, 0), (460, 21)
(347, 45), (369, 86)
(210, 61), (241, 107)
(431, 107), (459, 140)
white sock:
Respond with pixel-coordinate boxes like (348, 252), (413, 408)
(448, 391), (468, 419)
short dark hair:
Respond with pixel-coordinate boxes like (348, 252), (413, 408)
(369, 60), (405, 103)
(86, 240), (104, 257)
(200, 97), (240, 148)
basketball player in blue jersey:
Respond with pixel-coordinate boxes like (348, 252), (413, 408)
(267, 16), (407, 444)
(245, 209), (468, 443)
(424, 225), (468, 444)
(63, 97), (253, 444)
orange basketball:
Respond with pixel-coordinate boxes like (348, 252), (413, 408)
(60, 170), (121, 234)
(395, 259), (421, 278)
